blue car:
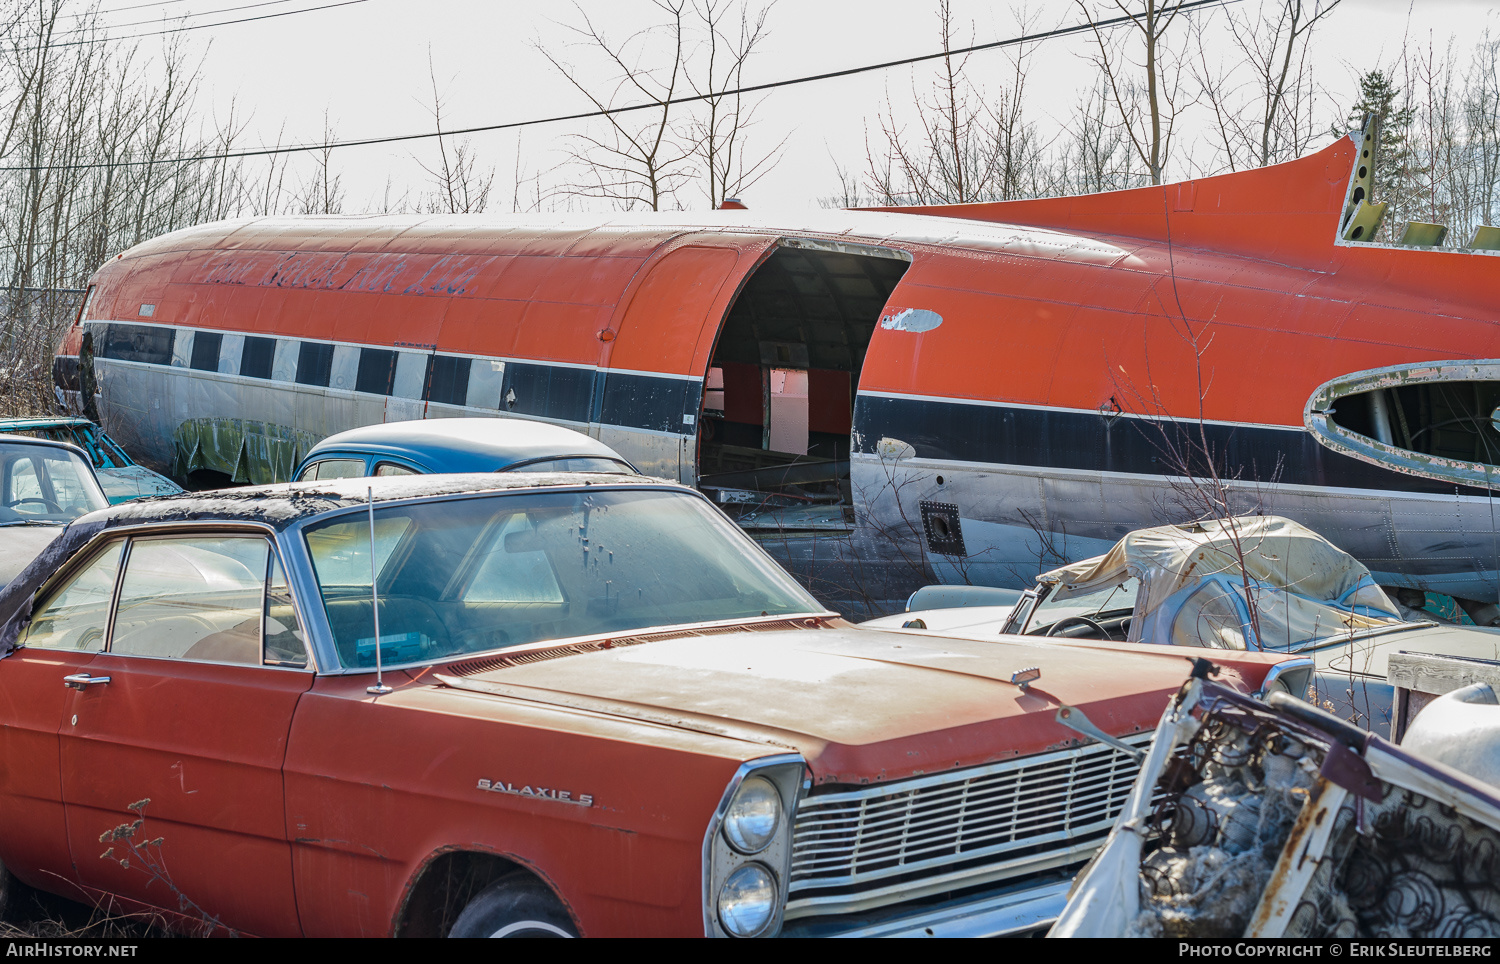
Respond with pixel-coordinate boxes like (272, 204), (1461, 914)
(0, 417), (182, 505)
(294, 418), (639, 481)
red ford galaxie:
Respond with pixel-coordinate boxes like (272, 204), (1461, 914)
(0, 474), (1307, 937)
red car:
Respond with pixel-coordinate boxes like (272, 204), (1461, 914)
(0, 474), (1308, 937)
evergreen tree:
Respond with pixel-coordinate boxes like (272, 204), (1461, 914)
(1339, 71), (1421, 237)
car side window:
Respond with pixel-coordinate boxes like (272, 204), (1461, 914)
(110, 536), (272, 666)
(23, 541), (124, 651)
(300, 459), (365, 482)
(373, 462), (418, 477)
(264, 555), (309, 668)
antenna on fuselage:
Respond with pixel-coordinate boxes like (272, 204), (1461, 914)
(366, 485), (392, 697)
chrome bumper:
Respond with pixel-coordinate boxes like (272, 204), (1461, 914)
(777, 876), (1072, 938)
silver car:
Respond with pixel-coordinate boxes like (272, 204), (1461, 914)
(0, 434), (109, 587)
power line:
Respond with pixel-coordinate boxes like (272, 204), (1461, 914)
(4, 0), (1238, 171)
(52, 1), (302, 36)
(44, 0), (373, 46)
(39, 0), (296, 26)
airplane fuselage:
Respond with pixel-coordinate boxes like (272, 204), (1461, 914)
(57, 134), (1500, 614)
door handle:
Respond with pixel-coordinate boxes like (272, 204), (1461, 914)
(63, 674), (110, 690)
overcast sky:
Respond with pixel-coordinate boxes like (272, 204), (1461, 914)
(80, 0), (1500, 213)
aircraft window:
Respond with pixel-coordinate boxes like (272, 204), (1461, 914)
(241, 336), (276, 379)
(509, 363), (597, 422)
(111, 536), (271, 665)
(23, 541), (124, 652)
(356, 348), (397, 395)
(190, 331), (222, 371)
(296, 342), (335, 387)
(426, 355), (472, 406)
(374, 462), (419, 477)
(99, 323), (174, 366)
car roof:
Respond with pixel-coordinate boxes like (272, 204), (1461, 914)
(300, 418), (632, 473)
(70, 471), (675, 532)
(0, 432), (95, 462)
(0, 417), (93, 432)
(0, 472), (686, 647)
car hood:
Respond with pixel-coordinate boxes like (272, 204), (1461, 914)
(1317, 622), (1500, 679)
(438, 625), (1233, 784)
(97, 464), (183, 504)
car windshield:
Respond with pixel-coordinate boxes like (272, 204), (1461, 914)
(1026, 579), (1140, 638)
(0, 441), (107, 524)
(303, 488), (823, 669)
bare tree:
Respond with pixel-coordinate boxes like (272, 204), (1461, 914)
(863, 1), (1044, 205)
(540, 0), (779, 210)
(1192, 0), (1341, 173)
(416, 56), (495, 214)
(293, 114), (346, 215)
(1055, 80), (1136, 195)
(1463, 36), (1500, 233)
(1078, 0), (1193, 186)
(540, 1), (695, 211)
(682, 0), (782, 207)
(0, 2), (268, 413)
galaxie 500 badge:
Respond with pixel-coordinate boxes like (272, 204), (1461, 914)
(478, 778), (594, 807)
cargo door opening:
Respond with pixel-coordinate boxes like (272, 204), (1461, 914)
(697, 243), (909, 530)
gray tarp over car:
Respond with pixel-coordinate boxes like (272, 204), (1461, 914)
(1038, 516), (1403, 651)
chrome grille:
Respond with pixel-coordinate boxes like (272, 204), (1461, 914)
(786, 734), (1150, 916)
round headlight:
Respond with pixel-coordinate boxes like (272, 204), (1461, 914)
(717, 863), (777, 937)
(722, 776), (782, 854)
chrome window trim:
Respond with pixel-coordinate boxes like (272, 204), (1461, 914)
(1254, 656), (1315, 701)
(24, 521), (318, 673)
(701, 754), (806, 938)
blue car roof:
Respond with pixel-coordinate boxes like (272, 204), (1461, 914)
(298, 418), (635, 474)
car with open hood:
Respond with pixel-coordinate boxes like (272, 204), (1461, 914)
(0, 475), (1305, 937)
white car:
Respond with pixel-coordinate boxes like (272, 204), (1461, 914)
(870, 516), (1500, 738)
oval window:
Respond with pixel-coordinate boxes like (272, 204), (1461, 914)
(1305, 360), (1500, 487)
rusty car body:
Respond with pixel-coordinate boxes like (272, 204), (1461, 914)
(0, 473), (1305, 937)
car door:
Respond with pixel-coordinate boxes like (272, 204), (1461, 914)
(58, 530), (314, 937)
(0, 540), (124, 892)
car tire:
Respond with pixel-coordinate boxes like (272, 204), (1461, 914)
(447, 874), (577, 938)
